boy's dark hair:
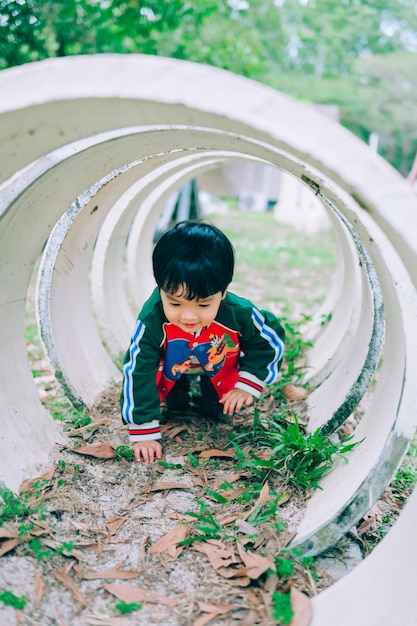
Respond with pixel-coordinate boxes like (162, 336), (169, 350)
(152, 220), (234, 300)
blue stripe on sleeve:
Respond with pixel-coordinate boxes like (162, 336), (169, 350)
(122, 320), (146, 424)
(251, 308), (284, 384)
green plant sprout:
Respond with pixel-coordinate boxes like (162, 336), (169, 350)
(272, 590), (294, 624)
(0, 590), (26, 609)
(113, 600), (143, 614)
(114, 445), (134, 462)
(230, 410), (361, 491)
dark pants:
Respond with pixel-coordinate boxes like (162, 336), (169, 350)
(165, 374), (220, 414)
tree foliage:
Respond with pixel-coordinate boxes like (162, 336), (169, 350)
(0, 0), (416, 173)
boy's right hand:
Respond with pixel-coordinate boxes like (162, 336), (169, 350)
(131, 440), (163, 463)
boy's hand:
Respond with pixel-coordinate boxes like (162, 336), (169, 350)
(220, 389), (253, 415)
(131, 440), (163, 463)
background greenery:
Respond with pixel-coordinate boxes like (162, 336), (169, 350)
(1, 0), (416, 174)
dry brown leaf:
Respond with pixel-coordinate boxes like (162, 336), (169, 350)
(148, 523), (190, 559)
(198, 449), (236, 460)
(193, 602), (234, 626)
(19, 467), (56, 494)
(0, 526), (18, 539)
(234, 519), (258, 535)
(0, 538), (19, 556)
(198, 602), (234, 614)
(193, 541), (237, 569)
(69, 442), (116, 459)
(236, 543), (275, 580)
(71, 520), (110, 536)
(105, 514), (129, 535)
(191, 476), (205, 487)
(212, 473), (245, 489)
(34, 572), (44, 608)
(221, 482), (270, 527)
(53, 569), (90, 607)
(82, 567), (139, 580)
(282, 384), (308, 401)
(162, 424), (188, 439)
(193, 615), (218, 626)
(103, 583), (178, 607)
(148, 482), (191, 493)
(289, 587), (312, 626)
(216, 567), (251, 586)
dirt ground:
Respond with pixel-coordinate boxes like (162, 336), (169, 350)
(1, 359), (371, 626)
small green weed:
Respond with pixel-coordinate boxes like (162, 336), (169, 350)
(157, 461), (184, 470)
(0, 590), (26, 609)
(266, 314), (313, 393)
(231, 410), (360, 490)
(114, 445), (134, 462)
(68, 410), (92, 429)
(26, 537), (54, 560)
(113, 600), (142, 614)
(272, 590), (294, 624)
(181, 500), (234, 545)
(394, 460), (417, 495)
(0, 488), (32, 525)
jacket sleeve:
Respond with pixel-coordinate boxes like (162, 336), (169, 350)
(120, 317), (163, 443)
(236, 307), (285, 398)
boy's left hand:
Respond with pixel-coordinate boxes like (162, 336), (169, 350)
(220, 388), (253, 415)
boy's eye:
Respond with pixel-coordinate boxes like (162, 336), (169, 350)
(199, 304), (210, 308)
(170, 303), (181, 307)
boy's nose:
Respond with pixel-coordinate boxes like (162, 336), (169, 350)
(181, 309), (197, 321)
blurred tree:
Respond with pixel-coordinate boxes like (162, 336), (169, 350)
(0, 0), (416, 173)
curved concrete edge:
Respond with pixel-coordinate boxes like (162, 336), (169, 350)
(27, 126), (353, 409)
(304, 201), (362, 384)
(1, 54), (416, 291)
(307, 191), (385, 434)
(290, 191), (417, 555)
(310, 483), (417, 626)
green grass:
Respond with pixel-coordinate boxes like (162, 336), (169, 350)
(212, 210), (336, 318)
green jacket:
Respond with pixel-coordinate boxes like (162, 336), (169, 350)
(121, 289), (285, 442)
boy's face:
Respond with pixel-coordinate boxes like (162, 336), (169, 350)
(160, 286), (226, 334)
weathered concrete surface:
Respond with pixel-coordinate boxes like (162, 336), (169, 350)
(311, 483), (417, 626)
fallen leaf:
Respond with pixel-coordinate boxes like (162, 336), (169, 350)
(221, 483), (270, 527)
(19, 467), (56, 494)
(216, 567), (251, 586)
(193, 541), (237, 569)
(106, 514), (129, 535)
(34, 572), (44, 608)
(53, 569), (90, 607)
(236, 543), (275, 580)
(289, 587), (312, 626)
(103, 583), (178, 607)
(149, 524), (190, 559)
(71, 520), (110, 536)
(193, 602), (234, 626)
(0, 538), (19, 556)
(193, 615), (218, 626)
(0, 526), (18, 539)
(69, 442), (116, 458)
(162, 424), (188, 439)
(148, 482), (191, 493)
(198, 449), (236, 460)
(234, 519), (258, 535)
(82, 567), (140, 580)
(198, 602), (234, 614)
(212, 472), (245, 489)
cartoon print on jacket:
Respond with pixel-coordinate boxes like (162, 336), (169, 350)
(166, 331), (240, 380)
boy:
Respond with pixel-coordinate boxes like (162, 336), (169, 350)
(121, 220), (285, 463)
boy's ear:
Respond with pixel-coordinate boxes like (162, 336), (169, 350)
(221, 290), (228, 300)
